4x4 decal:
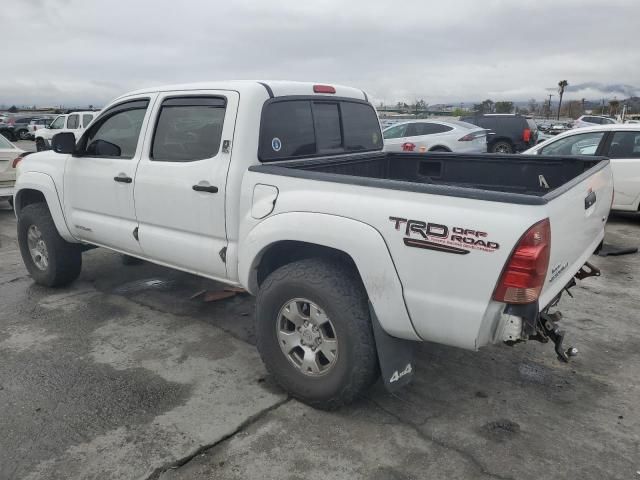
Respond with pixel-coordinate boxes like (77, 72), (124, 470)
(389, 217), (500, 254)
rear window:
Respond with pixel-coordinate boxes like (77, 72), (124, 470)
(259, 99), (382, 161)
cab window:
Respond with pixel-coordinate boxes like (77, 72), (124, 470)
(78, 99), (149, 159)
(607, 131), (640, 158)
(67, 114), (79, 129)
(50, 116), (65, 129)
(151, 96), (226, 162)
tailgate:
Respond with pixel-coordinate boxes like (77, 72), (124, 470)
(538, 160), (613, 308)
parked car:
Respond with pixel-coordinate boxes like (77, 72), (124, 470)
(34, 111), (97, 151)
(460, 114), (538, 153)
(0, 134), (26, 207)
(1, 115), (40, 141)
(14, 80), (612, 408)
(382, 119), (487, 153)
(28, 116), (56, 139)
(524, 124), (640, 211)
(572, 115), (617, 128)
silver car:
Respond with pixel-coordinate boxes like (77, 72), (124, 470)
(573, 115), (617, 129)
(383, 119), (488, 153)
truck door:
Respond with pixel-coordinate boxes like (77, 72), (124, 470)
(63, 95), (157, 254)
(604, 130), (640, 209)
(132, 90), (239, 280)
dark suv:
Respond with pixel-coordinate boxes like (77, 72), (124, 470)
(460, 114), (538, 153)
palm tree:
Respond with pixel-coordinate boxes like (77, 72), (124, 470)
(557, 80), (568, 120)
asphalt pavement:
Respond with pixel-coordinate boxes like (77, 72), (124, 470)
(0, 196), (639, 480)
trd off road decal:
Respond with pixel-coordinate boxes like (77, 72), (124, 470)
(389, 217), (500, 255)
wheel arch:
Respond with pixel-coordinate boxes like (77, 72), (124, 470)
(238, 212), (420, 340)
(428, 145), (451, 152)
(14, 172), (76, 242)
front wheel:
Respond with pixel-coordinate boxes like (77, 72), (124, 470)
(17, 203), (82, 287)
(17, 129), (30, 140)
(35, 138), (47, 151)
(256, 258), (378, 410)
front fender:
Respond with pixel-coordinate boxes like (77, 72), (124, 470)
(238, 212), (420, 341)
(15, 171), (76, 243)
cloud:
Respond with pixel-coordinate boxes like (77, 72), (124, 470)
(2, 0), (639, 107)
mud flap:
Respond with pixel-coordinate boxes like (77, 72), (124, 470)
(369, 301), (417, 392)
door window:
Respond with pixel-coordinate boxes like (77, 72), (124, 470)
(540, 131), (605, 156)
(82, 114), (94, 128)
(151, 96), (227, 162)
(607, 131), (640, 158)
(67, 114), (79, 129)
(50, 116), (65, 129)
(383, 123), (409, 139)
(78, 99), (149, 159)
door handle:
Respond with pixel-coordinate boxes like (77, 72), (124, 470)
(114, 174), (132, 183)
(192, 184), (218, 193)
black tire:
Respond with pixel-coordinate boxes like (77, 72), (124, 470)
(17, 129), (30, 140)
(491, 140), (513, 154)
(256, 258), (378, 410)
(429, 146), (450, 152)
(17, 203), (82, 287)
(1, 131), (15, 142)
(36, 138), (46, 151)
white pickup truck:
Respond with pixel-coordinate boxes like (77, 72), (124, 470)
(13, 81), (613, 409)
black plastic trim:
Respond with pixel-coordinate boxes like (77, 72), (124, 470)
(248, 152), (609, 206)
(258, 82), (274, 98)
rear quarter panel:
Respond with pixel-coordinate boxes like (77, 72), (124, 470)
(239, 170), (543, 349)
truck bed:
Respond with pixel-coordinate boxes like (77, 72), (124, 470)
(250, 152), (608, 205)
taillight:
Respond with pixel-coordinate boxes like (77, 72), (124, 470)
(313, 84), (336, 94)
(458, 133), (475, 141)
(523, 128), (531, 142)
(12, 152), (29, 168)
(402, 142), (416, 152)
(493, 218), (551, 304)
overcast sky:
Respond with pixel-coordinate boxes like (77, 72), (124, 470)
(3, 0), (638, 107)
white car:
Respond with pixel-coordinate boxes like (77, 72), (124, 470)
(34, 111), (97, 151)
(524, 124), (640, 211)
(383, 119), (487, 153)
(27, 117), (56, 138)
(14, 80), (612, 408)
(0, 134), (25, 206)
(573, 115), (617, 129)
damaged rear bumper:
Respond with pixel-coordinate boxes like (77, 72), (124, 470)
(496, 261), (601, 362)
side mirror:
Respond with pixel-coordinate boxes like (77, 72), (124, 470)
(51, 132), (76, 154)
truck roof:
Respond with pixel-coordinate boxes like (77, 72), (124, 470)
(117, 80), (368, 102)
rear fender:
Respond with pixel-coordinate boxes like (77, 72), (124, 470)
(15, 172), (76, 242)
(238, 212), (420, 340)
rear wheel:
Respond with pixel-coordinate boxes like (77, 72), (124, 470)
(256, 258), (378, 409)
(429, 146), (450, 152)
(36, 138), (46, 151)
(17, 203), (82, 287)
(491, 140), (513, 154)
(17, 129), (30, 140)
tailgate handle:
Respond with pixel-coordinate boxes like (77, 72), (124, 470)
(584, 190), (596, 210)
